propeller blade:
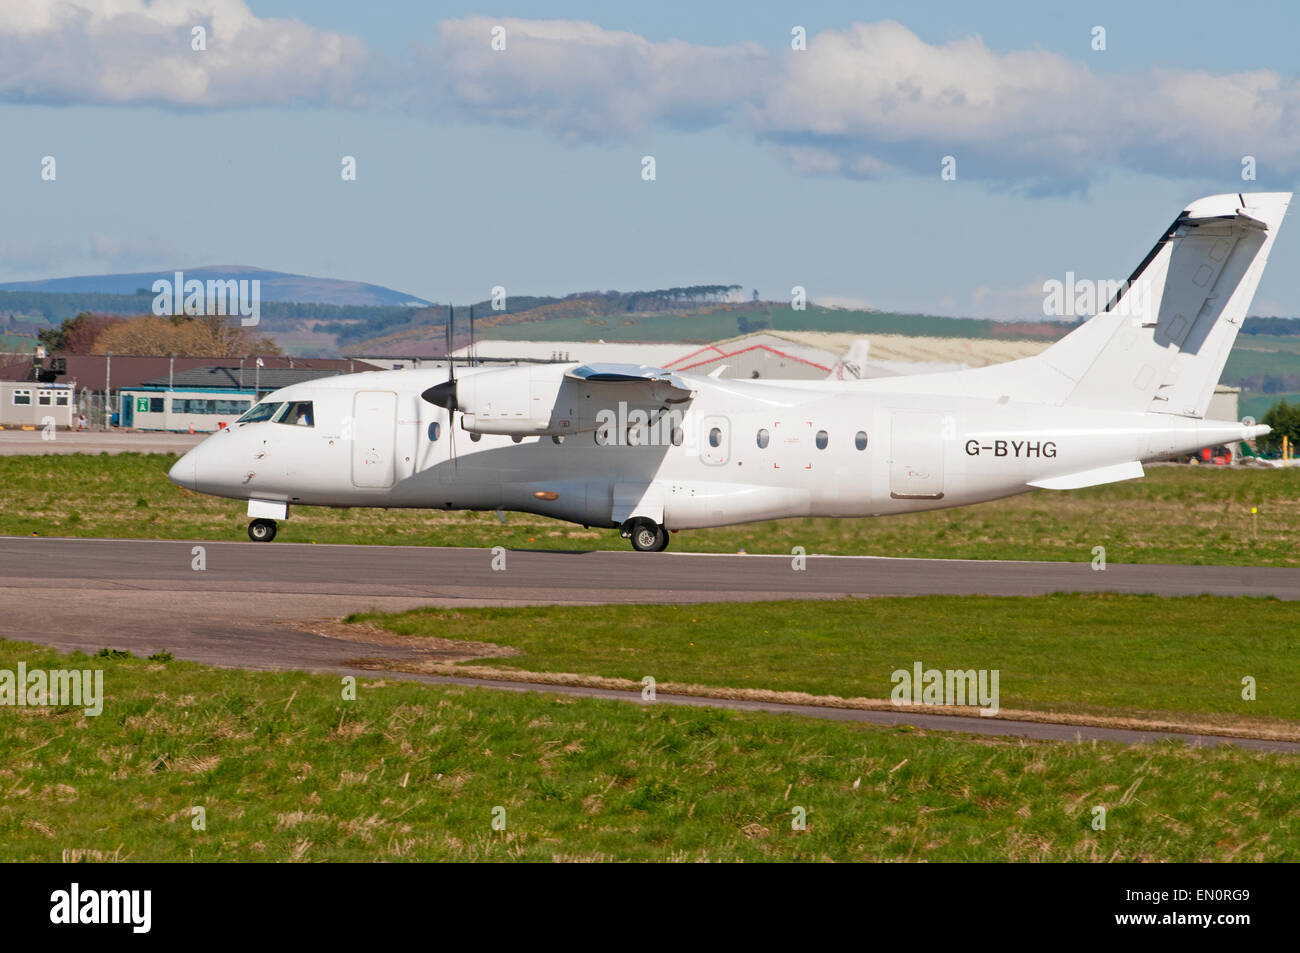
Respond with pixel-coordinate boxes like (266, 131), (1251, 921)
(446, 304), (455, 384)
(445, 304), (457, 467)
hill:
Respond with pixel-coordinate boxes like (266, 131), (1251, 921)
(350, 294), (1076, 355)
(0, 266), (430, 308)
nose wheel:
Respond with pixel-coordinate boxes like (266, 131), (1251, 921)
(623, 519), (669, 552)
(248, 518), (278, 542)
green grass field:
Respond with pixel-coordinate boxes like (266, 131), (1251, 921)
(1, 639), (1295, 861)
(347, 595), (1300, 734)
(3, 452), (1300, 565)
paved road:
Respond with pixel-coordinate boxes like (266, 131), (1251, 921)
(0, 430), (203, 455)
(2, 536), (1297, 752)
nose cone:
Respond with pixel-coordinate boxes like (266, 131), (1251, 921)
(168, 450), (197, 490)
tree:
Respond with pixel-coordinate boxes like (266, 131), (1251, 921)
(37, 312), (125, 353)
(89, 314), (282, 357)
(1258, 399), (1300, 454)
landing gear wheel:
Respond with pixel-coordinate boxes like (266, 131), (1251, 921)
(248, 518), (277, 542)
(628, 520), (669, 553)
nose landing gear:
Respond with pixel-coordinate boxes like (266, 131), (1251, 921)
(248, 518), (278, 542)
(622, 518), (669, 552)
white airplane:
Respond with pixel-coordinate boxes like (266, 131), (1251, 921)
(168, 192), (1288, 551)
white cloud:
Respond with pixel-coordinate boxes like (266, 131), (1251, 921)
(415, 17), (767, 142)
(0, 0), (369, 108)
(4, 12), (1300, 192)
(755, 21), (1300, 192)
(969, 281), (1057, 320)
(0, 231), (173, 281)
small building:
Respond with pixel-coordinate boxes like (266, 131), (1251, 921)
(119, 364), (367, 432)
(118, 385), (256, 433)
(0, 380), (76, 428)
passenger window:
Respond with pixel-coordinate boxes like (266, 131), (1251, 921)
(757, 428), (769, 449)
(428, 421), (441, 441)
(708, 427), (722, 448)
(855, 431), (868, 451)
(278, 401), (314, 427)
(815, 430), (828, 450)
(671, 427), (683, 447)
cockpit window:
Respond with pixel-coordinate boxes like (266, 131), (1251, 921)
(277, 401), (314, 427)
(236, 401), (283, 424)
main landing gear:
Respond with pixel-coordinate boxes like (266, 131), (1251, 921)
(623, 518), (669, 553)
(248, 518), (278, 542)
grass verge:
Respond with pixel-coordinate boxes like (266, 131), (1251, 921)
(0, 639), (1295, 861)
(3, 453), (1300, 565)
(345, 595), (1300, 737)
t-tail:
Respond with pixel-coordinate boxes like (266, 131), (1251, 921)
(1038, 191), (1291, 418)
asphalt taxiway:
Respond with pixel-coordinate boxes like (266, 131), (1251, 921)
(2, 536), (1297, 752)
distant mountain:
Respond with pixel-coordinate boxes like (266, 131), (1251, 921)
(0, 266), (431, 308)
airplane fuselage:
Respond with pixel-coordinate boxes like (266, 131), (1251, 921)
(169, 366), (1252, 532)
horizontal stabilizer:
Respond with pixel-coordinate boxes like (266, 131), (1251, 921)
(1028, 461), (1144, 490)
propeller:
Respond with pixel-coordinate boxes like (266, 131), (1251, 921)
(420, 303), (457, 466)
(421, 303), (457, 409)
(469, 303), (476, 368)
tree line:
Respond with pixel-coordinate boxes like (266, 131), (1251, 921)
(38, 312), (281, 357)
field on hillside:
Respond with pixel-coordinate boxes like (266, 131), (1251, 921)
(382, 305), (1062, 349)
(3, 453), (1299, 566)
(1, 638), (1295, 862)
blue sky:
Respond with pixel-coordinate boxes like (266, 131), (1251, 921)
(4, 1), (1300, 318)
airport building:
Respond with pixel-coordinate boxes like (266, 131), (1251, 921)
(0, 354), (377, 430)
(120, 364), (373, 432)
(0, 380), (76, 429)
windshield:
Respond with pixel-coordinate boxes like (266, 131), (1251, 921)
(277, 401), (314, 427)
(236, 401), (283, 424)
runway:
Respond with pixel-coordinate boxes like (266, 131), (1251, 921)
(5, 535), (1298, 601)
(0, 430), (204, 456)
(2, 536), (1298, 752)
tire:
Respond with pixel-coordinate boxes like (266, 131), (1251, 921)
(629, 520), (667, 552)
(248, 518), (277, 542)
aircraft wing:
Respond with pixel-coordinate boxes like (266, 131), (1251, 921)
(564, 364), (695, 404)
(440, 363), (696, 437)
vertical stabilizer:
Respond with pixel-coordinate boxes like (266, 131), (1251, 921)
(1040, 192), (1290, 417)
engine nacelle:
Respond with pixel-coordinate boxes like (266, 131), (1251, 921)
(448, 363), (696, 437)
(456, 364), (590, 436)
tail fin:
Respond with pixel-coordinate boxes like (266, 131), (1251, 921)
(1040, 192), (1291, 417)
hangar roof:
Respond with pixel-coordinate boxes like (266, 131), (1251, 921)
(140, 366), (357, 390)
(0, 355), (378, 390)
